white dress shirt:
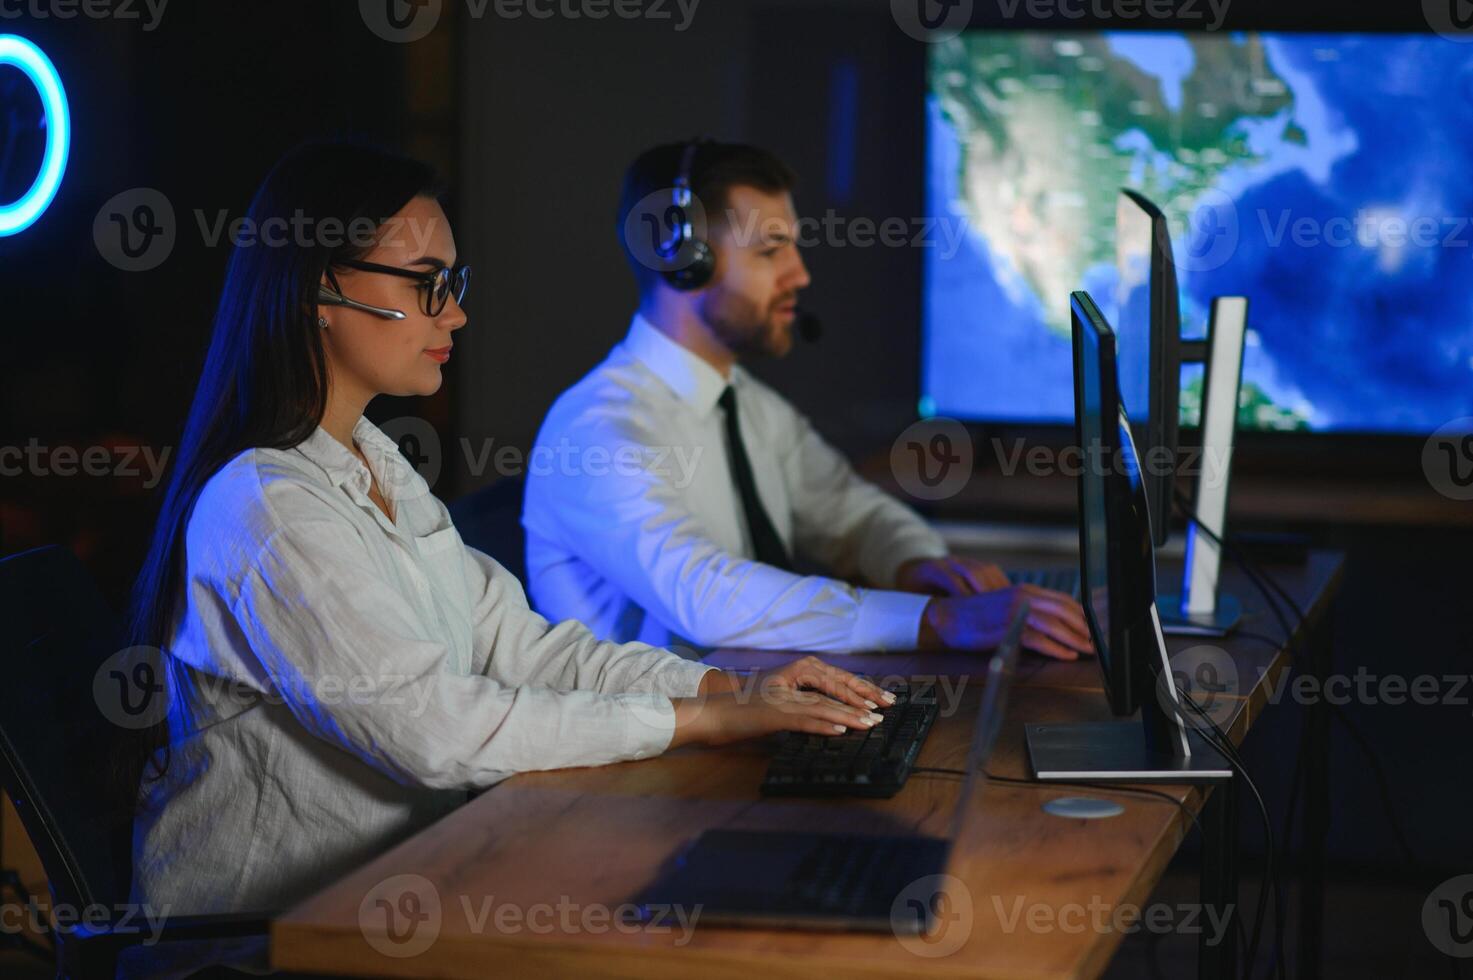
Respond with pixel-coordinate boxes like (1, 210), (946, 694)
(131, 415), (714, 917)
(523, 315), (949, 654)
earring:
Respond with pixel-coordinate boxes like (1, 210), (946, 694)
(318, 317), (328, 328)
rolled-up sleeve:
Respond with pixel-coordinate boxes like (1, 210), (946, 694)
(228, 517), (694, 790)
(460, 544), (715, 698)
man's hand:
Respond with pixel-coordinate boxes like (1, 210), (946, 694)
(895, 556), (1010, 597)
(918, 585), (1096, 661)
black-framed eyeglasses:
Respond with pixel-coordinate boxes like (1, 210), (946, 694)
(318, 259), (471, 320)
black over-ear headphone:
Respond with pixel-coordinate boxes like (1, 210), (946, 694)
(656, 139), (716, 291)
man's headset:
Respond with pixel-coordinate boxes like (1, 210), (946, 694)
(654, 138), (822, 342)
(654, 139), (716, 292)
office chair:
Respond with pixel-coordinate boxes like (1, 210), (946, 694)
(448, 475), (527, 588)
(0, 545), (270, 979)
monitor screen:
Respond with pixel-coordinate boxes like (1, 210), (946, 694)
(1114, 194), (1156, 429)
(923, 31), (1473, 433)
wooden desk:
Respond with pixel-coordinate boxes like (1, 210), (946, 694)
(272, 552), (1344, 979)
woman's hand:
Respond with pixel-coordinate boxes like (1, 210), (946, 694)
(672, 655), (896, 749)
(669, 688), (885, 749)
(697, 656), (894, 711)
(752, 654), (896, 711)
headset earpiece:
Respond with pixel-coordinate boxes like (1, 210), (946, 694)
(658, 139), (716, 291)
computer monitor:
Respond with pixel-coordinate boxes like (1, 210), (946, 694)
(1114, 190), (1180, 550)
(1117, 190), (1245, 636)
(1072, 289), (1157, 718)
(1024, 292), (1230, 783)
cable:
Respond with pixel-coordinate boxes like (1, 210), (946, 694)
(1180, 690), (1282, 980)
(1176, 495), (1297, 978)
(910, 765), (1207, 839)
(1177, 492), (1424, 874)
(1175, 491), (1443, 977)
(918, 750), (1267, 977)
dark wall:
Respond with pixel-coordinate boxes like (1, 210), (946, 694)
(0, 1), (457, 595)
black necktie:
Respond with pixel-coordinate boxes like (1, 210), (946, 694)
(717, 386), (792, 571)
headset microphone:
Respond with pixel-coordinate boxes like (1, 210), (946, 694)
(795, 309), (823, 343)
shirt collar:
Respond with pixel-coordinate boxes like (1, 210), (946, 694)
(622, 313), (740, 419)
(295, 415), (416, 501)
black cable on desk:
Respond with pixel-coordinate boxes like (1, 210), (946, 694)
(910, 765), (1207, 840)
(912, 765), (1258, 973)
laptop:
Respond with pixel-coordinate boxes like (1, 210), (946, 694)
(628, 605), (1025, 933)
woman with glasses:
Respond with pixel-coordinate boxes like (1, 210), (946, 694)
(123, 142), (890, 933)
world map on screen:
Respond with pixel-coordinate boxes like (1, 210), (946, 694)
(923, 31), (1473, 432)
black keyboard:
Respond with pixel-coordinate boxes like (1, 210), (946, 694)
(760, 681), (939, 798)
(1007, 566), (1082, 598)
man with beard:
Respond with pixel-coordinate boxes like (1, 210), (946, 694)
(521, 140), (1092, 660)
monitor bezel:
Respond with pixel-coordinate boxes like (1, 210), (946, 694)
(1071, 290), (1162, 716)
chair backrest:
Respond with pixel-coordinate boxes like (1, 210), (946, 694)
(448, 475), (527, 588)
(0, 545), (139, 912)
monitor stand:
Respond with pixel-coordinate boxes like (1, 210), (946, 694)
(1158, 590), (1242, 637)
(1025, 605), (1234, 784)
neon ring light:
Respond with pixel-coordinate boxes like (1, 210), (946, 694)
(0, 35), (70, 236)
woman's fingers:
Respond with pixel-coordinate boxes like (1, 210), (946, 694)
(774, 658), (892, 710)
(842, 669), (894, 707)
(772, 689), (882, 732)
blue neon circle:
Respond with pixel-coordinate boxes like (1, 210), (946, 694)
(0, 35), (70, 236)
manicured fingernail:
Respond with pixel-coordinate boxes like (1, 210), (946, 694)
(863, 699), (878, 710)
(833, 724), (847, 733)
(882, 691), (897, 704)
(866, 712), (884, 724)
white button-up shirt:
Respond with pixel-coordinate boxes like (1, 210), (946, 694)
(523, 315), (948, 654)
(131, 415), (713, 916)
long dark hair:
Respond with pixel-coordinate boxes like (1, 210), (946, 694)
(120, 142), (441, 800)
